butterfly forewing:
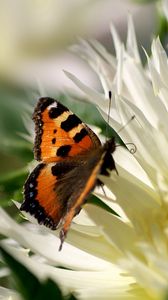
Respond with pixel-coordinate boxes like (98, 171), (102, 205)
(33, 97), (101, 162)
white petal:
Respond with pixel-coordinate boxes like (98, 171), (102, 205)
(122, 57), (168, 128)
(14, 202), (120, 264)
(147, 55), (162, 96)
(64, 70), (105, 106)
(67, 225), (121, 263)
(85, 204), (137, 253)
(114, 96), (168, 176)
(71, 223), (100, 237)
(116, 45), (124, 95)
(72, 39), (116, 96)
(89, 39), (116, 68)
(151, 38), (168, 88)
(126, 15), (140, 63)
(159, 86), (168, 112)
(94, 188), (129, 222)
(2, 243), (134, 294)
(100, 170), (160, 235)
(0, 267), (10, 278)
(113, 146), (153, 188)
(72, 208), (96, 226)
(0, 208), (112, 271)
(0, 287), (20, 300)
(121, 254), (167, 296)
(110, 23), (122, 59)
(77, 286), (135, 300)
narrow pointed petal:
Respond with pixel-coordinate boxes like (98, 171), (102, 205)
(126, 15), (140, 63)
(0, 208), (112, 271)
(64, 70), (105, 106)
(85, 204), (137, 254)
(110, 23), (122, 59)
(100, 171), (159, 236)
(151, 38), (168, 88)
(0, 287), (21, 300)
(2, 243), (134, 294)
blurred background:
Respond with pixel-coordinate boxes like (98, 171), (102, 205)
(0, 0), (166, 209)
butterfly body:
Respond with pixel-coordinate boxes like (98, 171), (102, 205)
(20, 97), (117, 250)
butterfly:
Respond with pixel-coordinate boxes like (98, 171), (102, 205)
(20, 97), (117, 250)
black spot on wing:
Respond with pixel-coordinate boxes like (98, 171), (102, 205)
(48, 102), (68, 119)
(51, 162), (75, 178)
(33, 98), (69, 161)
(61, 114), (82, 132)
(73, 128), (88, 143)
(56, 145), (72, 157)
(52, 138), (56, 144)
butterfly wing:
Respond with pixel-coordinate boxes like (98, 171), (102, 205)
(33, 97), (101, 162)
(56, 149), (107, 250)
(20, 160), (80, 229)
(20, 147), (108, 250)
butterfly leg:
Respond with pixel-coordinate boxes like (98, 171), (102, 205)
(58, 208), (76, 251)
(100, 184), (107, 197)
(59, 229), (66, 251)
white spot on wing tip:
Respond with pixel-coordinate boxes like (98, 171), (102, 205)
(47, 102), (57, 110)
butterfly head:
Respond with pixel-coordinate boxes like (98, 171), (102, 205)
(103, 137), (116, 154)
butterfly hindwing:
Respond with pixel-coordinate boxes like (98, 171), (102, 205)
(33, 97), (101, 162)
(21, 160), (81, 229)
(21, 146), (111, 249)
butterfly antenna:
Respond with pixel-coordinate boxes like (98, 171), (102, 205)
(101, 184), (107, 197)
(117, 115), (135, 134)
(116, 115), (137, 155)
(116, 142), (137, 154)
(105, 91), (112, 141)
(125, 142), (137, 154)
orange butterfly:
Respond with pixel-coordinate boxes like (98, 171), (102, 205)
(20, 98), (117, 250)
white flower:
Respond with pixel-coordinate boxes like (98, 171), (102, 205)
(0, 208), (135, 300)
(64, 15), (168, 299)
(0, 286), (20, 300)
(2, 15), (168, 300)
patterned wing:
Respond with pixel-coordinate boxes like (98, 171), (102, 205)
(33, 97), (101, 162)
(20, 147), (107, 250)
(20, 160), (80, 230)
